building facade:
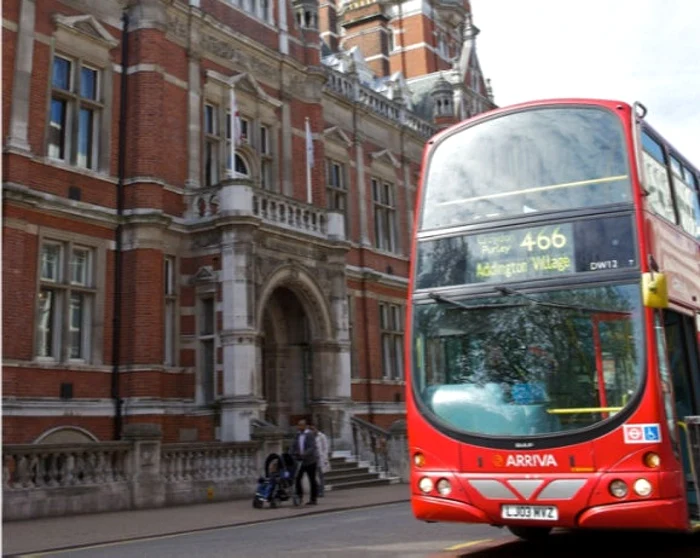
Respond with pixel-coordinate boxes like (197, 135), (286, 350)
(2, 0), (495, 445)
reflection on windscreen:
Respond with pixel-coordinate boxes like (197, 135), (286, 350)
(412, 284), (644, 437)
(421, 107), (632, 230)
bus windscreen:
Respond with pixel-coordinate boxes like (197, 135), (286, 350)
(412, 283), (645, 438)
(420, 107), (632, 230)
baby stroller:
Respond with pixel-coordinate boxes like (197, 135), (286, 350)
(252, 452), (301, 508)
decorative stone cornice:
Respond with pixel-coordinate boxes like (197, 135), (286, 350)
(52, 13), (119, 49)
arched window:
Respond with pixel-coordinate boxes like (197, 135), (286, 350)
(235, 153), (250, 176)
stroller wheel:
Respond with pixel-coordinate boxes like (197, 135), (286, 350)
(270, 499), (278, 509)
(252, 498), (263, 509)
(292, 496), (301, 507)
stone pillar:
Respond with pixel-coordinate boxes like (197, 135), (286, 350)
(219, 186), (265, 441)
(6, 0), (35, 153)
(309, 256), (353, 450)
(123, 423), (165, 509)
(281, 97), (293, 196)
(186, 54), (202, 188)
(354, 132), (370, 245)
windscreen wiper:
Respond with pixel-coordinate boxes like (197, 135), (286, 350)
(493, 286), (631, 316)
(427, 292), (527, 311)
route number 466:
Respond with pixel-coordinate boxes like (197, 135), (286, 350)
(520, 228), (567, 252)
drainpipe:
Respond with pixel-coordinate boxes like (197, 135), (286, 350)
(112, 10), (129, 440)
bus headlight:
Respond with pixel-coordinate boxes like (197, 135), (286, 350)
(436, 478), (452, 496)
(634, 478), (653, 497)
(609, 479), (628, 498)
(418, 477), (433, 493)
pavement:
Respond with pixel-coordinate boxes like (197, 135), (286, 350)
(2, 484), (411, 557)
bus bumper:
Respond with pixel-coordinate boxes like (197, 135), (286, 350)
(412, 494), (492, 524)
(577, 498), (688, 530)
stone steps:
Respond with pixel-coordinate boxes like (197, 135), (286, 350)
(324, 454), (399, 492)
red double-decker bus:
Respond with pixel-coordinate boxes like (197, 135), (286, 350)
(406, 98), (700, 540)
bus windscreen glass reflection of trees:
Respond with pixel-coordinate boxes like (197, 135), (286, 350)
(412, 285), (644, 437)
(420, 107), (632, 230)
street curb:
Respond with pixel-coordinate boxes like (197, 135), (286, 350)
(4, 499), (411, 557)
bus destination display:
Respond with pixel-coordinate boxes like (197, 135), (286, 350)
(416, 215), (637, 289)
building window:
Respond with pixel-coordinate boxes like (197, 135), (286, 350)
(48, 55), (102, 170)
(327, 159), (347, 222)
(239, 117), (249, 143)
(260, 124), (273, 189)
(224, 110), (252, 178)
(379, 303), (404, 380)
(37, 241), (95, 361)
(227, 0), (270, 21)
(204, 104), (220, 186)
(372, 178), (398, 253)
(199, 298), (216, 404)
(164, 257), (177, 366)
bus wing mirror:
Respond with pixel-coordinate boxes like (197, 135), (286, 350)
(642, 271), (669, 309)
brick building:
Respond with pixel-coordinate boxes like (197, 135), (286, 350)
(2, 0), (495, 445)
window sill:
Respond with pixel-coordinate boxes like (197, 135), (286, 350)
(42, 157), (116, 183)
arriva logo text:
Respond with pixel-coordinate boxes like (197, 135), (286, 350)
(506, 454), (558, 467)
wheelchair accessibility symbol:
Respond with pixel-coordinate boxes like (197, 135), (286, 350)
(643, 425), (660, 442)
(624, 423), (661, 444)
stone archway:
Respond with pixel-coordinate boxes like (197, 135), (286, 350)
(256, 265), (343, 433)
(261, 286), (312, 427)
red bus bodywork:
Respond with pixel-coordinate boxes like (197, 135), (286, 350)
(406, 99), (700, 533)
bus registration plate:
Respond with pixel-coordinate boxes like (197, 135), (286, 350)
(501, 505), (558, 521)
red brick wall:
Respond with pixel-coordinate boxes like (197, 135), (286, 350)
(2, 226), (38, 361)
(2, 0), (420, 440)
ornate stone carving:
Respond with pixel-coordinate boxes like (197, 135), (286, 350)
(191, 230), (220, 250)
(166, 13), (188, 42)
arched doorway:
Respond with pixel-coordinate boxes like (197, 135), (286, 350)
(261, 286), (313, 427)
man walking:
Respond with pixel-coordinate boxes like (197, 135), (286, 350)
(311, 424), (330, 496)
(291, 419), (319, 505)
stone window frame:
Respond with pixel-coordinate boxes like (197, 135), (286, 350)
(204, 71), (282, 190)
(44, 14), (117, 176)
(164, 256), (179, 367)
(323, 127), (354, 237)
(203, 102), (221, 186)
(326, 158), (348, 230)
(34, 229), (107, 366)
(197, 294), (217, 406)
(225, 0), (274, 25)
(370, 176), (399, 254)
(378, 301), (404, 381)
(259, 123), (274, 190)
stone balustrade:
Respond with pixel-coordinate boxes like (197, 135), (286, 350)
(253, 189), (328, 238)
(2, 424), (285, 521)
(324, 68), (437, 139)
(4, 442), (131, 490)
(185, 181), (345, 242)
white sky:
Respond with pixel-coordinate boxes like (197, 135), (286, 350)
(472, 0), (700, 166)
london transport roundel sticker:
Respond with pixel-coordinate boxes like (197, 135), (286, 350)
(623, 423), (661, 444)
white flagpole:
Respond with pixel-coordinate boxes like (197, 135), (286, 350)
(305, 117), (313, 203)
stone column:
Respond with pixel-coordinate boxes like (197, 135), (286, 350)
(309, 253), (353, 450)
(186, 54), (202, 188)
(281, 97), (293, 196)
(354, 132), (370, 245)
(123, 423), (165, 509)
(218, 182), (265, 441)
(6, 0), (35, 153)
